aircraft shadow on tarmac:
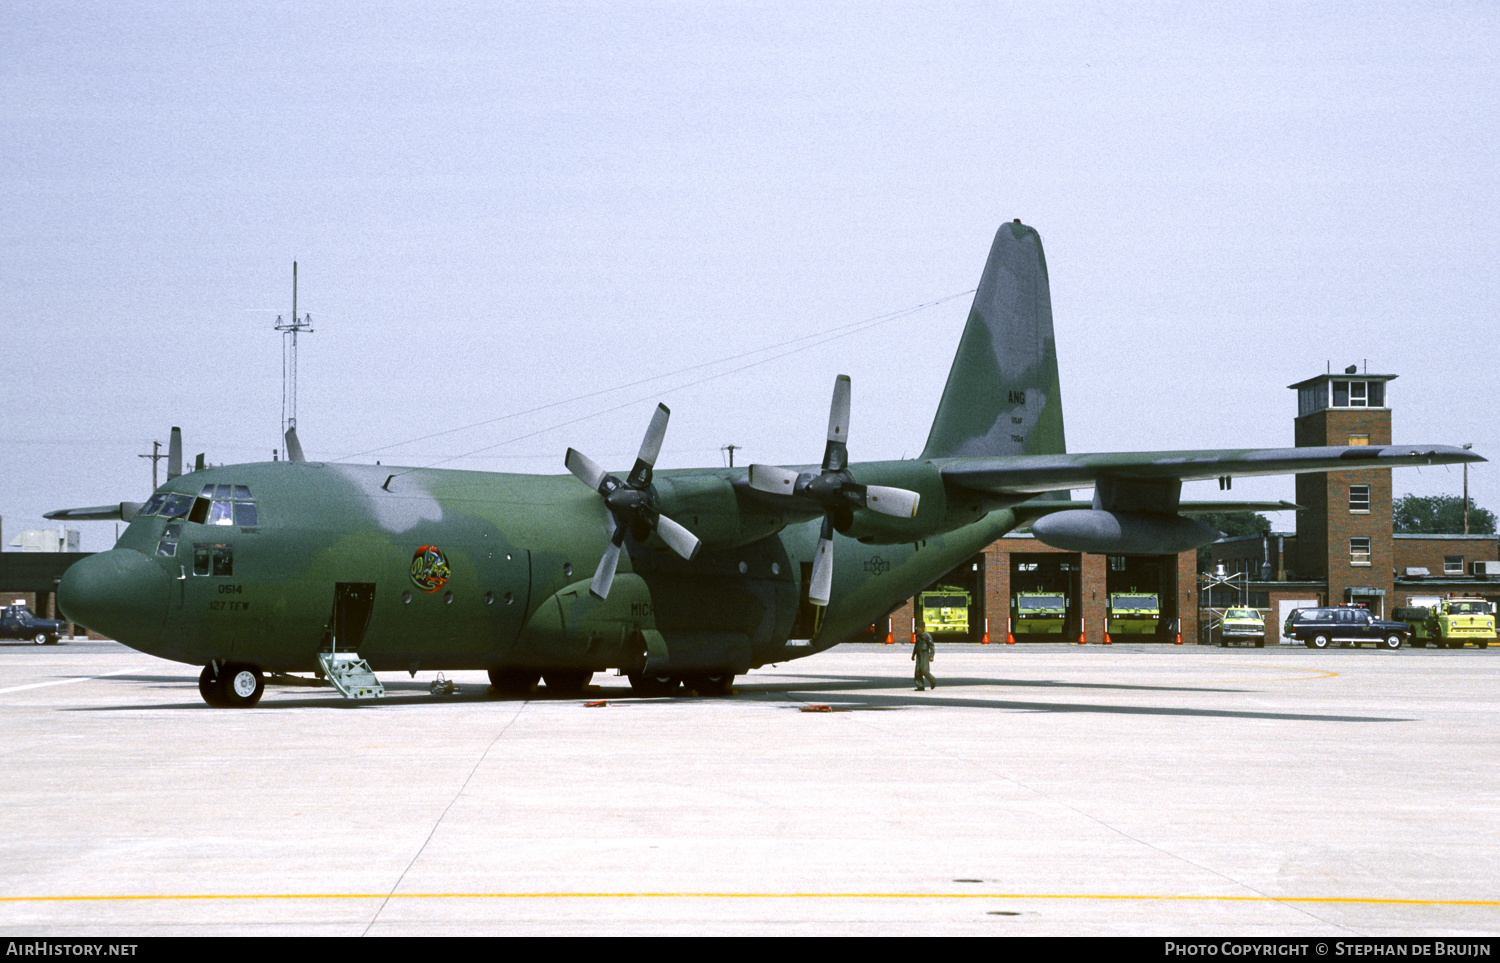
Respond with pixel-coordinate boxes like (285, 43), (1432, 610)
(62, 672), (1413, 723)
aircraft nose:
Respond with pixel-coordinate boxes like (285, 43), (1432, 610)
(58, 549), (170, 648)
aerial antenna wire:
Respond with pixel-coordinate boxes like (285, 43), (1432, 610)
(348, 287), (974, 471)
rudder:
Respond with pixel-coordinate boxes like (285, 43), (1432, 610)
(920, 221), (1066, 459)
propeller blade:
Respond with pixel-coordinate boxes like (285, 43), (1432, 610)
(590, 535), (624, 600)
(565, 448), (609, 492)
(284, 426), (306, 463)
(747, 463), (799, 495)
(44, 502), (143, 522)
(625, 403), (670, 487)
(167, 427), (182, 480)
(654, 513), (702, 562)
(822, 376), (850, 472)
(808, 527), (835, 606)
(827, 375), (850, 441)
(863, 485), (921, 518)
(638, 404), (670, 465)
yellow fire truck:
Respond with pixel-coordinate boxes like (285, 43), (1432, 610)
(918, 586), (971, 636)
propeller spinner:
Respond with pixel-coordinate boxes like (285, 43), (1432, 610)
(747, 375), (920, 606)
(566, 403), (702, 601)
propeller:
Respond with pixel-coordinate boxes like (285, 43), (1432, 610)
(566, 403), (702, 600)
(746, 375), (920, 606)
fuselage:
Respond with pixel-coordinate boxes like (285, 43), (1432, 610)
(58, 460), (1019, 677)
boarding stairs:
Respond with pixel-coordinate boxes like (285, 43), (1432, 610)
(318, 650), (385, 700)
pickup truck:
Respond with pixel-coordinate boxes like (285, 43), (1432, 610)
(1283, 606), (1410, 649)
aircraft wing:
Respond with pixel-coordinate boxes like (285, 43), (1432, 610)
(936, 444), (1483, 496)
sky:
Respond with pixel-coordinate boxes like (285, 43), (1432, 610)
(3, 1), (1497, 552)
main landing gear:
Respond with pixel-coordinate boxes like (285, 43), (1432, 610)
(627, 673), (735, 697)
(198, 662), (264, 708)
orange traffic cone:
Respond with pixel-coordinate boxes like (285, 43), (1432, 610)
(1006, 616), (1016, 645)
(1103, 617), (1112, 645)
(982, 617), (991, 645)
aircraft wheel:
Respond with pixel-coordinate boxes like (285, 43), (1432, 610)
(220, 664), (264, 708)
(628, 673), (679, 697)
(542, 670), (592, 695)
(198, 665), (229, 707)
(1310, 634), (1331, 650)
(684, 673), (734, 696)
(1383, 634), (1403, 650)
(487, 668), (539, 697)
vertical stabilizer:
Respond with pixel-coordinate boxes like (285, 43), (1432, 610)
(920, 221), (1066, 459)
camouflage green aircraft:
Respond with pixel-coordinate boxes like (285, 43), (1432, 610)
(51, 221), (1482, 707)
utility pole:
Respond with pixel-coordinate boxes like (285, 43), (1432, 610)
(138, 440), (165, 491)
(275, 262), (314, 457)
(721, 444), (740, 468)
(1464, 442), (1473, 534)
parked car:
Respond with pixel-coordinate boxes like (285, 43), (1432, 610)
(0, 602), (67, 645)
(1282, 605), (1410, 649)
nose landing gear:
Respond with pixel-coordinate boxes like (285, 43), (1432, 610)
(198, 662), (265, 708)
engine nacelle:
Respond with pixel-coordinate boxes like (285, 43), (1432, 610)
(1030, 510), (1219, 556)
(653, 475), (794, 550)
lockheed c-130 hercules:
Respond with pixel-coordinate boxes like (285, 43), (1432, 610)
(51, 221), (1482, 707)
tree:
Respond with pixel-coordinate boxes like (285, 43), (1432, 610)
(1195, 511), (1272, 570)
(1393, 495), (1496, 535)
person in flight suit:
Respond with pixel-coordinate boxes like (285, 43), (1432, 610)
(913, 630), (936, 691)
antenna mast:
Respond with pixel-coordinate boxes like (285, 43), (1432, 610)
(274, 262), (314, 456)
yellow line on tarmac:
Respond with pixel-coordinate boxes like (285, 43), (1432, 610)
(1211, 664), (1339, 684)
(1, 892), (1495, 907)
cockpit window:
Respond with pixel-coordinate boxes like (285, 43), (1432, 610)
(137, 485), (257, 526)
(156, 523), (182, 558)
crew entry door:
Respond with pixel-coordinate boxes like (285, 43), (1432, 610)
(330, 582), (376, 655)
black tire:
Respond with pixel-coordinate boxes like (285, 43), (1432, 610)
(683, 673), (734, 696)
(198, 665), (228, 707)
(1413, 640), (1428, 648)
(542, 669), (592, 695)
(628, 673), (680, 697)
(1383, 634), (1402, 650)
(487, 667), (540, 696)
(1480, 641), (1490, 650)
(220, 663), (264, 707)
(1310, 633), (1331, 650)
(32, 632), (47, 645)
(1255, 640), (1265, 648)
